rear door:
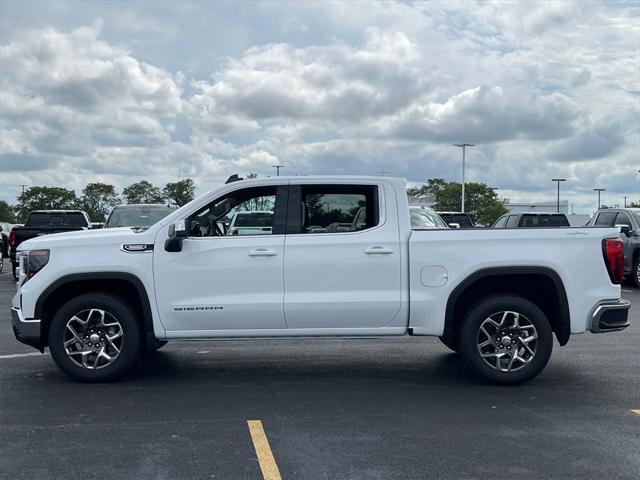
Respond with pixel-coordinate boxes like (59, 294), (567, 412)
(282, 181), (402, 329)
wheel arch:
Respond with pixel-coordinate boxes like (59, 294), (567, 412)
(35, 272), (156, 351)
(442, 267), (571, 347)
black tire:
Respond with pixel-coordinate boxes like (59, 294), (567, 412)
(633, 256), (640, 288)
(438, 336), (458, 353)
(458, 295), (553, 385)
(0, 253), (3, 272)
(12, 262), (18, 281)
(48, 293), (141, 382)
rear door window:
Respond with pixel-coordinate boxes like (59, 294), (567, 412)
(294, 185), (379, 234)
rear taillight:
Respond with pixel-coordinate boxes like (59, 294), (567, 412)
(603, 238), (624, 284)
(9, 231), (16, 246)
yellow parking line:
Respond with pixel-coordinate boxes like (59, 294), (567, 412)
(632, 409), (640, 415)
(247, 420), (282, 480)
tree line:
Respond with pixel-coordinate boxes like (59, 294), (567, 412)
(407, 178), (507, 225)
(0, 179), (195, 223)
(0, 175), (506, 225)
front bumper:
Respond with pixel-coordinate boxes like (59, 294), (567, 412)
(590, 300), (631, 333)
(11, 307), (43, 352)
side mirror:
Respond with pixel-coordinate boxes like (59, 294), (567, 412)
(165, 221), (188, 252)
(616, 224), (632, 236)
(448, 223), (461, 229)
(169, 220), (188, 238)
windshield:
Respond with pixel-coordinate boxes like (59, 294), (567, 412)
(106, 207), (175, 228)
(411, 208), (448, 229)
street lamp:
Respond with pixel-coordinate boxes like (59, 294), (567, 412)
(272, 165), (285, 176)
(453, 144), (474, 213)
(594, 188), (605, 210)
(551, 178), (566, 213)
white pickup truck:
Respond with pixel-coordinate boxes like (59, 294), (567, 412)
(11, 176), (630, 384)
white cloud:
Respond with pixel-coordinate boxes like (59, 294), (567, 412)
(0, 1), (638, 213)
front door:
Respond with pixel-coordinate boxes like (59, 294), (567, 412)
(154, 185), (287, 334)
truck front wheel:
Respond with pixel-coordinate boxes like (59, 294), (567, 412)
(458, 295), (553, 385)
(48, 293), (141, 382)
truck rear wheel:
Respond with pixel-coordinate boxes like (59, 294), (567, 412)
(458, 295), (553, 385)
(48, 293), (141, 382)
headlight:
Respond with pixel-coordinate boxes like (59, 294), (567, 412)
(18, 249), (50, 282)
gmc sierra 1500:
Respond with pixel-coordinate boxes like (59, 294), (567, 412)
(11, 176), (630, 383)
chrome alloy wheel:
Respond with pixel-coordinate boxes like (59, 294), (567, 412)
(63, 309), (123, 370)
(476, 311), (538, 373)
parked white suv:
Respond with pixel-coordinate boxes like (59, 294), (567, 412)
(11, 176), (630, 383)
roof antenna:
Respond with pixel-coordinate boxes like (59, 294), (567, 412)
(225, 174), (243, 184)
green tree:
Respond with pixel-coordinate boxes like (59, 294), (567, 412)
(15, 186), (77, 222)
(416, 178), (507, 225)
(0, 200), (16, 223)
(79, 183), (121, 222)
(163, 179), (195, 206)
(122, 180), (165, 204)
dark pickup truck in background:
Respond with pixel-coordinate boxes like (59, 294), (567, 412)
(9, 210), (91, 279)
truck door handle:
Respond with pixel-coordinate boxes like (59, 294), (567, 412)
(364, 246), (394, 255)
(248, 248), (278, 257)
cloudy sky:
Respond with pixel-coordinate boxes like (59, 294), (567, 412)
(0, 0), (638, 213)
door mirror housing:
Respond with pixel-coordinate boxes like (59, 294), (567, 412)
(616, 224), (632, 236)
(448, 222), (461, 229)
(169, 220), (188, 238)
(165, 221), (189, 252)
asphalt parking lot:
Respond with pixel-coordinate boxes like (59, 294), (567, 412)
(0, 263), (639, 480)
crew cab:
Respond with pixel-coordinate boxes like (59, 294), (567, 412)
(9, 210), (91, 280)
(11, 176), (630, 384)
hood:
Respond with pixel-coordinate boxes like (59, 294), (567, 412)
(17, 227), (156, 252)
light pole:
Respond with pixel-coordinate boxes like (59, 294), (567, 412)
(551, 178), (566, 213)
(594, 188), (605, 210)
(453, 144), (474, 213)
(272, 165), (285, 176)
(624, 196), (628, 208)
